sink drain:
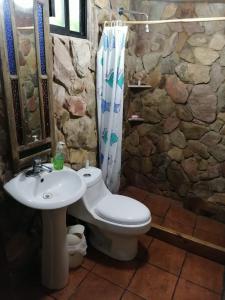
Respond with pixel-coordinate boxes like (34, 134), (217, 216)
(43, 193), (53, 199)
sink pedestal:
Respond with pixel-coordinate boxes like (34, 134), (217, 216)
(42, 207), (68, 290)
(3, 165), (86, 290)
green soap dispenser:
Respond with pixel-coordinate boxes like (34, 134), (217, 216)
(53, 141), (65, 170)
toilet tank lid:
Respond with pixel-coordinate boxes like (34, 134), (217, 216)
(77, 167), (102, 187)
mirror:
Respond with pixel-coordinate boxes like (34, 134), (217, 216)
(14, 0), (42, 143)
(0, 0), (55, 170)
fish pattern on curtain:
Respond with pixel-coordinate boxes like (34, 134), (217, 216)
(97, 25), (128, 193)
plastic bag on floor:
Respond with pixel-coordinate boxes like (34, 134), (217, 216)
(67, 224), (87, 268)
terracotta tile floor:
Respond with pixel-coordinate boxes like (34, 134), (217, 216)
(11, 186), (225, 300)
(121, 186), (225, 248)
(16, 239), (223, 300)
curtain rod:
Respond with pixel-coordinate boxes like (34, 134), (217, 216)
(103, 16), (225, 26)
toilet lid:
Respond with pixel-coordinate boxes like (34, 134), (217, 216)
(95, 195), (151, 225)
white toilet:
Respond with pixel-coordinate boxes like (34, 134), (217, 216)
(68, 167), (151, 261)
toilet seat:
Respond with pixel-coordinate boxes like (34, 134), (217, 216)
(95, 195), (151, 225)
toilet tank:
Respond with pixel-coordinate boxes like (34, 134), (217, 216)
(77, 167), (110, 210)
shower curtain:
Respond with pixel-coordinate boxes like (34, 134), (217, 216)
(97, 25), (128, 193)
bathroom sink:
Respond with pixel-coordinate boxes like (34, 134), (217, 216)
(4, 164), (86, 210)
(4, 163), (87, 290)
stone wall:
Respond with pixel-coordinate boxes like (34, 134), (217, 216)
(52, 0), (130, 170)
(52, 34), (98, 169)
(123, 1), (225, 222)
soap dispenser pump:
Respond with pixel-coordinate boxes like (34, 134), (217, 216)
(53, 141), (65, 170)
(85, 160), (89, 169)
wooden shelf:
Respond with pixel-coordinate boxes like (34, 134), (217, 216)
(128, 117), (144, 121)
(128, 117), (144, 125)
(128, 84), (152, 88)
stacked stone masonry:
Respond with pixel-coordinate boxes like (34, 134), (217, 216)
(123, 1), (225, 222)
(52, 0), (130, 170)
(52, 34), (98, 170)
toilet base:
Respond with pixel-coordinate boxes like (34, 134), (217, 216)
(88, 224), (138, 261)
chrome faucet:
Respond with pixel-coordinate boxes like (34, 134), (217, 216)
(25, 158), (53, 177)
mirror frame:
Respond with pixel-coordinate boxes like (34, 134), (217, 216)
(0, 0), (55, 171)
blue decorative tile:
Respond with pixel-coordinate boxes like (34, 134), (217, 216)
(3, 0), (16, 75)
(42, 79), (50, 136)
(11, 79), (23, 145)
(37, 2), (46, 74)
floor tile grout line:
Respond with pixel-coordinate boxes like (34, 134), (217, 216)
(135, 187), (172, 219)
(164, 199), (172, 218)
(171, 251), (188, 299)
(180, 274), (223, 295)
(119, 289), (127, 300)
(45, 267), (91, 300)
(148, 238), (225, 296)
(143, 188), (198, 224)
(146, 199), (197, 230)
(191, 207), (198, 236)
(81, 261), (97, 272)
(171, 276), (179, 300)
(90, 267), (133, 290)
(47, 295), (57, 300)
(179, 251), (188, 277)
(125, 256), (145, 294)
(46, 289), (57, 299)
(121, 288), (147, 300)
(147, 235), (154, 249)
(146, 260), (180, 278)
(82, 238), (153, 292)
(162, 214), (195, 232)
(68, 267), (92, 298)
(172, 251), (223, 298)
(136, 258), (180, 300)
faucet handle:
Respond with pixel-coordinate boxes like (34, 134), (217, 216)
(32, 157), (42, 173)
(33, 157), (42, 166)
(25, 158), (52, 177)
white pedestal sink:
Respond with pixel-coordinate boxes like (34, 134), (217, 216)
(4, 164), (86, 290)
